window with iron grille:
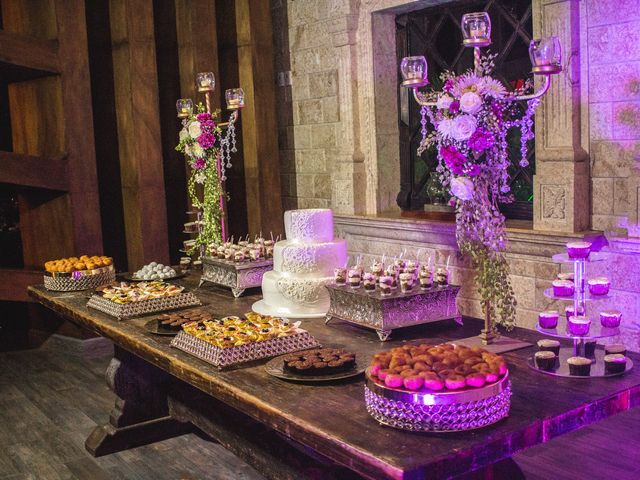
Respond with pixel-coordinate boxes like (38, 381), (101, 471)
(396, 0), (534, 220)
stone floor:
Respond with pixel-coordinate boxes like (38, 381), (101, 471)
(0, 337), (638, 480)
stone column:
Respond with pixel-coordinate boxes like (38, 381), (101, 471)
(532, 0), (590, 232)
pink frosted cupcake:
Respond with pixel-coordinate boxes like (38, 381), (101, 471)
(538, 310), (559, 329)
(552, 279), (574, 297)
(588, 276), (610, 296)
(567, 315), (591, 336)
(600, 310), (622, 328)
(566, 241), (592, 259)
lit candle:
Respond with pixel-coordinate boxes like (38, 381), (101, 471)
(225, 88), (245, 109)
(196, 72), (215, 93)
(176, 98), (193, 118)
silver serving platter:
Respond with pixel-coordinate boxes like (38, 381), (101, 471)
(44, 266), (116, 292)
(325, 284), (461, 341)
(364, 369), (511, 432)
(200, 256), (273, 298)
(527, 347), (633, 378)
(86, 291), (202, 320)
(170, 329), (321, 369)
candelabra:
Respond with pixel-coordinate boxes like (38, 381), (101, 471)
(176, 72), (244, 247)
(399, 12), (562, 350)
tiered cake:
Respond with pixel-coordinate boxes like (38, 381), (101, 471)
(252, 209), (347, 318)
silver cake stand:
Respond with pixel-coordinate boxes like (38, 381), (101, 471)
(200, 256), (273, 298)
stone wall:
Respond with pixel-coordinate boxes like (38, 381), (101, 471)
(270, 0), (640, 349)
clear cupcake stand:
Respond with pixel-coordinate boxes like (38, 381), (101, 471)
(527, 252), (633, 378)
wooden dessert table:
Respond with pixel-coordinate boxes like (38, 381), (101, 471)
(28, 277), (640, 480)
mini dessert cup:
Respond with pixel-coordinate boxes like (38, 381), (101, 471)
(537, 339), (560, 356)
(605, 343), (626, 356)
(419, 272), (433, 289)
(399, 273), (414, 293)
(334, 267), (347, 286)
(249, 249), (262, 261)
(538, 310), (559, 329)
(348, 269), (362, 288)
(234, 251), (246, 263)
(266, 246), (274, 258)
(588, 277), (610, 296)
(363, 273), (376, 292)
(567, 356), (592, 376)
(600, 310), (622, 328)
(379, 276), (393, 295)
(435, 268), (449, 286)
(179, 257), (191, 272)
(552, 280), (574, 297)
(567, 315), (591, 336)
(371, 261), (384, 280)
(535, 350), (557, 371)
(604, 354), (627, 374)
(566, 241), (592, 259)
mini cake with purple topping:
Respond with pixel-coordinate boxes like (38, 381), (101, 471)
(334, 267), (347, 286)
(567, 356), (592, 376)
(348, 269), (361, 288)
(535, 350), (557, 371)
(379, 275), (393, 295)
(538, 310), (559, 329)
(566, 241), (592, 259)
(600, 310), (622, 328)
(604, 354), (627, 374)
(363, 272), (376, 291)
(552, 279), (575, 297)
(588, 276), (610, 296)
(567, 315), (591, 336)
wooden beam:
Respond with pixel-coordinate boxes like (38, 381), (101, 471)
(109, 0), (169, 269)
(0, 29), (59, 73)
(234, 0), (283, 236)
(0, 268), (40, 302)
(54, 0), (105, 256)
(0, 151), (68, 190)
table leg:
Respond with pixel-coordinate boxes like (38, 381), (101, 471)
(85, 346), (192, 457)
(376, 329), (392, 342)
(231, 287), (245, 298)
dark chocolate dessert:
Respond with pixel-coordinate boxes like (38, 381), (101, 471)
(158, 308), (213, 331)
(283, 348), (356, 376)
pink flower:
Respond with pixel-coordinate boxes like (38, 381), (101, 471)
(466, 164), (481, 177)
(196, 112), (212, 122)
(440, 145), (466, 175)
(449, 100), (460, 114)
(193, 158), (206, 170)
(198, 132), (216, 149)
(443, 79), (454, 93)
(468, 128), (495, 152)
(200, 119), (216, 132)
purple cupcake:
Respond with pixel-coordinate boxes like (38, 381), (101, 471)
(553, 280), (574, 297)
(567, 316), (591, 336)
(566, 241), (592, 259)
(600, 310), (622, 328)
(588, 277), (610, 296)
(538, 310), (559, 329)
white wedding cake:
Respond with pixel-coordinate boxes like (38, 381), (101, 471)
(252, 209), (347, 318)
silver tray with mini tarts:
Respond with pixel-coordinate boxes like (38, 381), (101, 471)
(364, 369), (511, 432)
(44, 265), (116, 292)
(200, 256), (273, 298)
(325, 283), (462, 341)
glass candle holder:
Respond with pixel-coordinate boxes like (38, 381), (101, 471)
(400, 56), (428, 87)
(461, 12), (491, 47)
(196, 72), (216, 92)
(176, 98), (193, 118)
(225, 88), (245, 109)
(529, 37), (562, 74)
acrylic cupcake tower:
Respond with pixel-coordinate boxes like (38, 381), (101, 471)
(528, 242), (633, 378)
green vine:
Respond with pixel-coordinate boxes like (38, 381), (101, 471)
(460, 241), (517, 331)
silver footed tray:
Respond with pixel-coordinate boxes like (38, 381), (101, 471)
(364, 369), (511, 432)
(325, 283), (461, 341)
(200, 256), (273, 298)
(86, 291), (202, 320)
(171, 328), (321, 369)
(44, 265), (116, 292)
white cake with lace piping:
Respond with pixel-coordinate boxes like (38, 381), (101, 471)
(252, 209), (347, 318)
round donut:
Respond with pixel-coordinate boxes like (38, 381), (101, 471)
(471, 362), (490, 372)
(403, 375), (424, 391)
(421, 372), (444, 391)
(384, 373), (404, 388)
(484, 371), (499, 383)
(377, 369), (390, 380)
(444, 374), (467, 390)
(369, 362), (383, 376)
(464, 356), (483, 366)
(465, 372), (486, 388)
(431, 361), (446, 372)
(437, 368), (454, 379)
(454, 364), (472, 376)
(413, 361), (429, 372)
(400, 368), (418, 378)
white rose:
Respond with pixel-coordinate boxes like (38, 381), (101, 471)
(188, 121), (202, 139)
(451, 114), (477, 141)
(437, 118), (454, 138)
(194, 172), (206, 184)
(449, 176), (474, 201)
(459, 91), (483, 114)
(436, 95), (453, 110)
(184, 144), (192, 156)
(179, 128), (189, 142)
(191, 143), (204, 158)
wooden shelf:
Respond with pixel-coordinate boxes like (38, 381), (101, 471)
(0, 151), (68, 191)
(0, 29), (59, 75)
(0, 268), (41, 302)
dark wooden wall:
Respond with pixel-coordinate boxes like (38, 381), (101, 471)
(0, 0), (283, 341)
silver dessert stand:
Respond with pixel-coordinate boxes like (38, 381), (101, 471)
(200, 256), (273, 298)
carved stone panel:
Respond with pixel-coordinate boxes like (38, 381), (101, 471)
(541, 185), (566, 220)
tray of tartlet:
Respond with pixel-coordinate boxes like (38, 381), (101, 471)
(170, 312), (320, 369)
(364, 342), (511, 432)
(44, 256), (116, 291)
(86, 281), (201, 320)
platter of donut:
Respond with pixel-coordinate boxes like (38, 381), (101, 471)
(364, 342), (512, 432)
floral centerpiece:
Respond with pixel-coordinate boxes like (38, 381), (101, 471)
(176, 105), (226, 254)
(417, 55), (538, 331)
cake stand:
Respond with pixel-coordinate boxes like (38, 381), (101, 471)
(251, 299), (328, 319)
(200, 256), (273, 298)
(529, 251), (632, 378)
